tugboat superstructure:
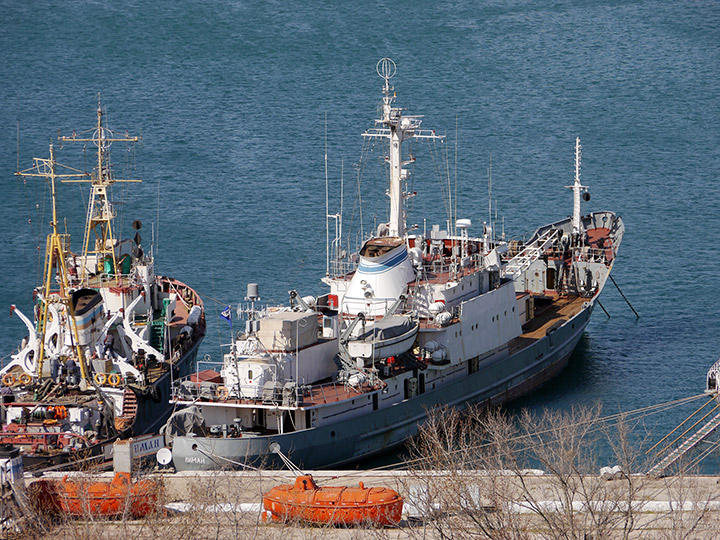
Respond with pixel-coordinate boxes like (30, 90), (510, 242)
(1, 102), (205, 469)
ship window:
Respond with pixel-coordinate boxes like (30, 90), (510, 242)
(331, 430), (336, 437)
(248, 369), (253, 380)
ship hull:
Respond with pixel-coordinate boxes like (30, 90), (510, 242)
(129, 338), (201, 437)
(171, 301), (592, 471)
(17, 339), (201, 472)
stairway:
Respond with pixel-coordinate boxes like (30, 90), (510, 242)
(150, 320), (165, 354)
(503, 229), (558, 278)
(647, 410), (720, 477)
(558, 260), (576, 296)
(121, 387), (138, 417)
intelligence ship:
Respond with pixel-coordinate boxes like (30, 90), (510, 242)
(0, 103), (205, 469)
(165, 59), (623, 471)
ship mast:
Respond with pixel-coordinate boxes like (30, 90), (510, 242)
(15, 145), (90, 380)
(566, 137), (588, 236)
(60, 97), (140, 285)
(363, 58), (443, 239)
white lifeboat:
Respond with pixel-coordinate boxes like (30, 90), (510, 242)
(347, 315), (418, 361)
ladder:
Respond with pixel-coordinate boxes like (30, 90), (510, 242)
(647, 410), (720, 477)
(150, 319), (165, 354)
(502, 229), (558, 278)
(121, 386), (138, 417)
(558, 258), (577, 296)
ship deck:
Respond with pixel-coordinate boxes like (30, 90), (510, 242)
(192, 379), (371, 410)
(509, 294), (587, 355)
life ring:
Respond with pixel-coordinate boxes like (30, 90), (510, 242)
(18, 373), (32, 385)
(2, 373), (15, 386)
(216, 386), (229, 400)
(94, 372), (107, 386)
(108, 373), (122, 387)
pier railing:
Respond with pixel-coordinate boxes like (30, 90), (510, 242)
(706, 358), (720, 394)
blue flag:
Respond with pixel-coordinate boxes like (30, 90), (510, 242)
(220, 305), (232, 327)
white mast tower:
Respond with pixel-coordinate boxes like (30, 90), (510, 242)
(363, 58), (443, 239)
(566, 137), (588, 236)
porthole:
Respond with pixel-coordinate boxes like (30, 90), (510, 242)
(331, 431), (336, 437)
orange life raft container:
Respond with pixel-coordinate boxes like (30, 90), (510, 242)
(28, 472), (159, 518)
(263, 474), (403, 526)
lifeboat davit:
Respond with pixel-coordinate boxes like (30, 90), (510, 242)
(263, 475), (403, 526)
(28, 472), (160, 518)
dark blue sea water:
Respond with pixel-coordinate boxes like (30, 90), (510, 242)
(2, 1), (719, 468)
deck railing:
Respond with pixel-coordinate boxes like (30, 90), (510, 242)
(171, 372), (363, 407)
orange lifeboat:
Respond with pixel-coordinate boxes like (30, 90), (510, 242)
(263, 474), (403, 526)
(28, 472), (160, 518)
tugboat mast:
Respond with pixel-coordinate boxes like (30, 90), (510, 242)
(60, 97), (140, 285)
(14, 145), (90, 380)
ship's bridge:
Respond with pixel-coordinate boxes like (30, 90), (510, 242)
(341, 237), (416, 317)
(359, 237), (403, 258)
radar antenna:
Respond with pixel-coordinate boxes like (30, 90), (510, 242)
(376, 57), (396, 94)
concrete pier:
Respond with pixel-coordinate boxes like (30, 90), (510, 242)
(27, 469), (720, 539)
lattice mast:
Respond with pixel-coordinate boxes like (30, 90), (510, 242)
(60, 98), (140, 284)
(15, 145), (90, 380)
